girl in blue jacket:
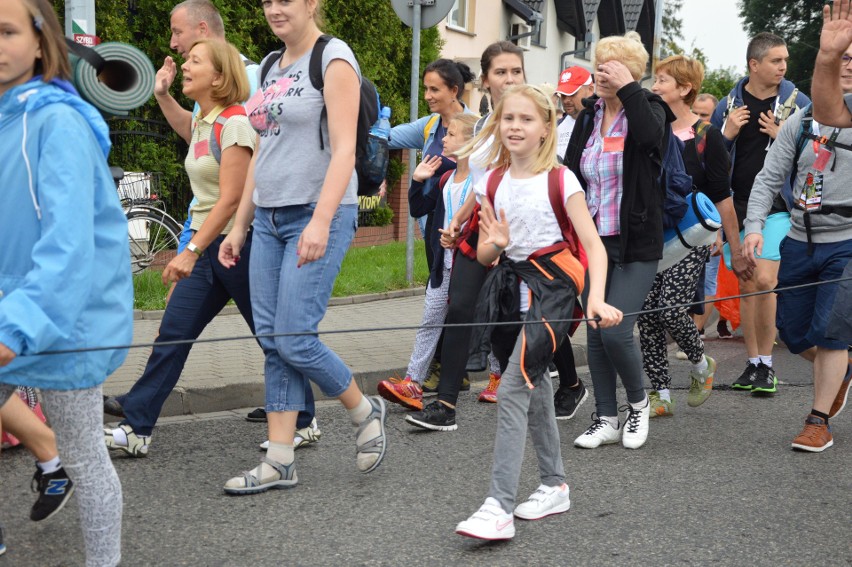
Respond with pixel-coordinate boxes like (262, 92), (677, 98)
(0, 1), (132, 565)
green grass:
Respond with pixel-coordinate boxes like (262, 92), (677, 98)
(132, 241), (429, 310)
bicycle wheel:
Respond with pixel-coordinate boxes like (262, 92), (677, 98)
(126, 208), (183, 274)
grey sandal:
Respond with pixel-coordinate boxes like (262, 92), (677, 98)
(223, 456), (298, 495)
(356, 396), (388, 473)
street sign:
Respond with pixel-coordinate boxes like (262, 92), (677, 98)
(390, 0), (455, 29)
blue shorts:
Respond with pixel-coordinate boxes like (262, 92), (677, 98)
(723, 212), (790, 269)
(704, 253), (720, 296)
(776, 237), (852, 354)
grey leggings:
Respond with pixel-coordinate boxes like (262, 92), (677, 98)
(0, 383), (122, 567)
(583, 245), (658, 417)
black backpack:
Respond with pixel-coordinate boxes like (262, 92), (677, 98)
(259, 35), (383, 196)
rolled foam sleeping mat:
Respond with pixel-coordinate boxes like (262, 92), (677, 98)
(70, 42), (156, 117)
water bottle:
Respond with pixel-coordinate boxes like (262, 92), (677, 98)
(364, 106), (392, 187)
(658, 192), (722, 273)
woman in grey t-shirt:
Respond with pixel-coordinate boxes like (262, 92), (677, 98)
(219, 0), (388, 495)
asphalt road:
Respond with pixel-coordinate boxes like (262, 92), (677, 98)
(1, 338), (850, 566)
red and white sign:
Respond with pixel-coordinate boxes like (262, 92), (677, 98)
(73, 34), (100, 46)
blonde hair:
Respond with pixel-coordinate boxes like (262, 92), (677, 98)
(22, 0), (70, 82)
(656, 55), (705, 106)
(190, 39), (249, 106)
(595, 31), (648, 81)
(459, 84), (558, 175)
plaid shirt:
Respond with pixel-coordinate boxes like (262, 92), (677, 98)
(580, 99), (628, 236)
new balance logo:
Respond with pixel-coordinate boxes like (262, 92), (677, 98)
(45, 479), (69, 496)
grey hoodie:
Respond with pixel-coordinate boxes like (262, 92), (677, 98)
(744, 102), (852, 244)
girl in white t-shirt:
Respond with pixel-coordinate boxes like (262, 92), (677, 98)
(454, 85), (622, 541)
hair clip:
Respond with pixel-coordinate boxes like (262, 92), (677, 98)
(33, 15), (44, 31)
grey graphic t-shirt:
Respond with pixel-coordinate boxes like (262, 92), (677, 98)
(249, 38), (360, 207)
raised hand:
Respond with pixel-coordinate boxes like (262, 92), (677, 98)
(821, 0), (852, 57)
(412, 155), (444, 183)
(154, 56), (177, 97)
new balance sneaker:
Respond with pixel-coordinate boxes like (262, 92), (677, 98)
(513, 483), (571, 520)
(648, 391), (673, 418)
(621, 399), (650, 449)
(731, 362), (758, 390)
(574, 415), (621, 448)
(104, 424), (151, 457)
(717, 319), (733, 339)
(377, 376), (423, 410)
(30, 466), (75, 522)
(687, 355), (716, 407)
(829, 360), (851, 418)
(245, 408), (267, 422)
(554, 381), (588, 420)
(259, 418), (322, 451)
(751, 363), (778, 395)
(422, 360), (441, 394)
(478, 372), (501, 403)
(405, 400), (457, 431)
(455, 497), (515, 540)
(791, 415), (833, 453)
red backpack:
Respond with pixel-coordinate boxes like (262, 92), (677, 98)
(485, 165), (588, 269)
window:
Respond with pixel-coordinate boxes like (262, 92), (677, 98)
(448, 0), (469, 30)
(531, 1), (545, 47)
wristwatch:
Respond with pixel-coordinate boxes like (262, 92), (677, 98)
(187, 242), (203, 256)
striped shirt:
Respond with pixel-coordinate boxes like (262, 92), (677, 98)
(580, 99), (628, 236)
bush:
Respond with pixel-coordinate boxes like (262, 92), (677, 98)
(360, 205), (394, 227)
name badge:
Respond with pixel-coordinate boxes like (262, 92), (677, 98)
(812, 147), (831, 172)
(194, 139), (210, 160)
(603, 136), (625, 152)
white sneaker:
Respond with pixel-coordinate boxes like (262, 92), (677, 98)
(514, 483), (571, 520)
(574, 415), (621, 448)
(259, 418), (322, 451)
(621, 399), (650, 449)
(455, 497), (515, 540)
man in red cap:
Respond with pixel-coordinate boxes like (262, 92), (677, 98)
(555, 66), (594, 158)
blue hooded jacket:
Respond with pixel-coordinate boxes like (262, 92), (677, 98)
(710, 77), (810, 208)
(0, 79), (133, 390)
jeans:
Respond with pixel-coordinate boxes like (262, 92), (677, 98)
(251, 204), (358, 412)
(120, 231), (315, 436)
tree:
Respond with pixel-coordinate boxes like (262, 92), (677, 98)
(738, 0), (821, 97)
(700, 67), (739, 101)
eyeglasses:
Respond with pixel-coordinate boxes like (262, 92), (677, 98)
(843, 55), (852, 65)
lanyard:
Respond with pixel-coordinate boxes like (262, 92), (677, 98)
(813, 128), (841, 155)
(446, 170), (471, 225)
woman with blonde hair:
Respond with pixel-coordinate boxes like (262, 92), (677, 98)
(564, 31), (670, 450)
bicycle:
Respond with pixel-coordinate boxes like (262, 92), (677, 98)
(111, 167), (183, 274)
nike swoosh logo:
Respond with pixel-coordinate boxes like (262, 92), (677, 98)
(496, 518), (513, 531)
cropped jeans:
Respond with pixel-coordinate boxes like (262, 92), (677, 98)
(251, 204), (358, 412)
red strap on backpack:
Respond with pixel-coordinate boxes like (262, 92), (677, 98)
(209, 105), (247, 164)
(485, 166), (587, 269)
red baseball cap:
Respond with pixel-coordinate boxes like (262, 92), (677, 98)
(556, 66), (593, 96)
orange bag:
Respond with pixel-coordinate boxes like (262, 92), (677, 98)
(714, 261), (740, 330)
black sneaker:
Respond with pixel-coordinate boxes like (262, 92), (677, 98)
(245, 408), (267, 422)
(731, 363), (758, 390)
(404, 401), (457, 432)
(30, 466), (75, 522)
(717, 320), (733, 339)
(751, 363), (778, 395)
(554, 380), (589, 420)
(103, 395), (125, 418)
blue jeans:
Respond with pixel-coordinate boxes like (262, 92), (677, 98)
(251, 204), (358, 412)
(119, 231), (315, 436)
(776, 237), (852, 353)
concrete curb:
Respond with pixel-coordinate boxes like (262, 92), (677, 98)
(150, 344), (589, 418)
(134, 286), (427, 320)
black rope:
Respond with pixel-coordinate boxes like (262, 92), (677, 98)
(25, 275), (852, 358)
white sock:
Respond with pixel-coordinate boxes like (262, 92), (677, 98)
(759, 355), (772, 367)
(658, 389), (671, 402)
(110, 427), (128, 446)
(38, 456), (61, 475)
(601, 415), (620, 429)
(348, 395), (373, 425)
(749, 357), (760, 366)
(248, 442), (293, 484)
(692, 355), (708, 375)
(629, 394), (649, 411)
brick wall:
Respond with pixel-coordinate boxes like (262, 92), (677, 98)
(352, 225), (394, 248)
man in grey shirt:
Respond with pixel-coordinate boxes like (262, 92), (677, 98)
(743, 44), (852, 453)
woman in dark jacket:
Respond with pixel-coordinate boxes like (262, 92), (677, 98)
(563, 31), (670, 451)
